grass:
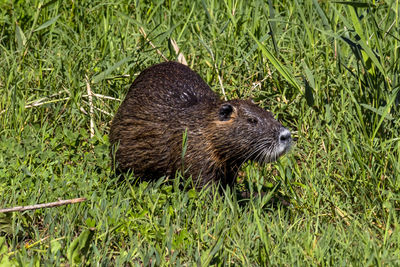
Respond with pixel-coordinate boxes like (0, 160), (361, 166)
(0, 0), (399, 265)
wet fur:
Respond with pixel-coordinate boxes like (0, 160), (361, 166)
(110, 62), (289, 189)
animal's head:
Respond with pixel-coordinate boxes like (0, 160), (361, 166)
(210, 99), (291, 164)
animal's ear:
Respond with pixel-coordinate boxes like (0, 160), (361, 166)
(218, 103), (233, 121)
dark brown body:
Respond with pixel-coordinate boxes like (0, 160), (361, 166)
(110, 62), (291, 188)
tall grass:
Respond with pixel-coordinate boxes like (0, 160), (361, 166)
(0, 0), (399, 265)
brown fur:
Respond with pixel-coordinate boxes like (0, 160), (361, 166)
(109, 62), (291, 189)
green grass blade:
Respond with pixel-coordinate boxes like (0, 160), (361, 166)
(34, 15), (60, 32)
(248, 31), (302, 93)
(371, 87), (400, 141)
(348, 6), (386, 76)
(92, 57), (133, 84)
(15, 24), (27, 50)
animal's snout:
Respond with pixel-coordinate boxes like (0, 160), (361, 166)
(279, 127), (291, 144)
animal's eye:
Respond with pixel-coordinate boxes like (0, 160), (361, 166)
(247, 117), (258, 125)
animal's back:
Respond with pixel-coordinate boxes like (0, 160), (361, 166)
(125, 62), (219, 113)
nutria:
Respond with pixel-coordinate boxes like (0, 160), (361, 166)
(109, 61), (291, 189)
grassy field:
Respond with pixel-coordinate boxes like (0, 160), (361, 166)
(1, 0), (399, 265)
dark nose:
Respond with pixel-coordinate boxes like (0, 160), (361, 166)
(279, 127), (291, 143)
